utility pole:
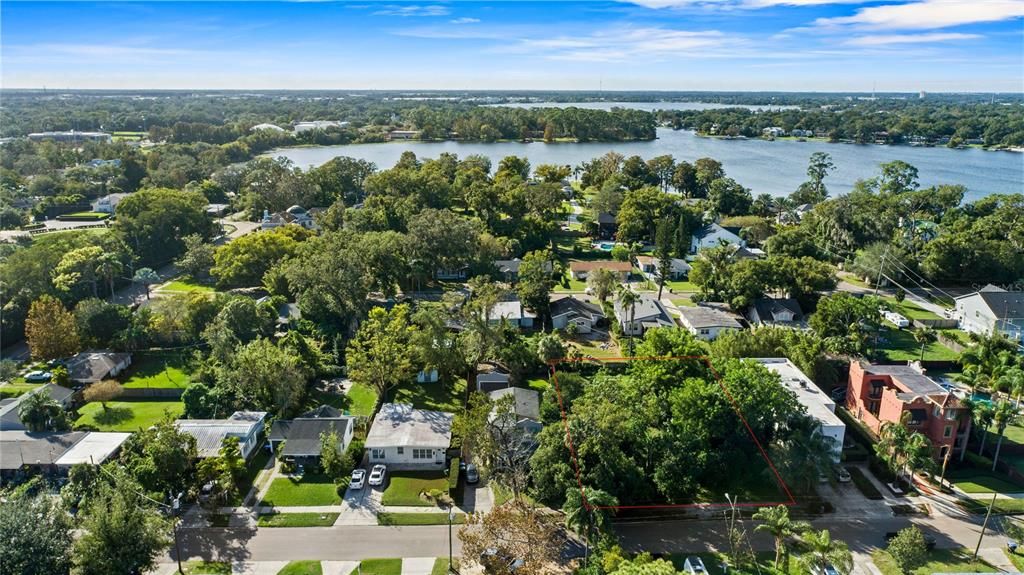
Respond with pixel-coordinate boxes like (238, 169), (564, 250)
(938, 446), (952, 491)
(974, 491), (999, 561)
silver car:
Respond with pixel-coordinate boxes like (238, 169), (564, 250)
(349, 469), (366, 490)
(368, 464), (387, 486)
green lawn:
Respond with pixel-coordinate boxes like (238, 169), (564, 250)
(872, 548), (995, 575)
(568, 338), (622, 359)
(997, 421), (1024, 445)
(879, 296), (942, 321)
(0, 383), (43, 398)
(491, 482), (539, 508)
(386, 377), (465, 413)
(74, 399), (184, 431)
(1006, 549), (1024, 572)
(381, 472), (449, 507)
(947, 469), (1024, 493)
(377, 512), (465, 526)
(553, 268), (589, 293)
(358, 559), (402, 575)
(278, 560), (322, 575)
(157, 275), (217, 294)
(663, 279), (698, 293)
(260, 474), (341, 507)
(525, 377), (549, 393)
(308, 382), (378, 417)
(672, 298), (697, 307)
(957, 496), (1024, 515)
(61, 211), (109, 219)
(876, 327), (959, 362)
(182, 561), (231, 575)
(257, 512), (339, 527)
(121, 352), (192, 389)
(431, 559), (454, 575)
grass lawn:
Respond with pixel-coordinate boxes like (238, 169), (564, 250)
(386, 377), (465, 413)
(0, 382), (43, 398)
(359, 559), (402, 575)
(947, 469), (1024, 493)
(60, 211), (110, 219)
(553, 269), (589, 293)
(997, 421), (1024, 446)
(182, 561), (231, 575)
(260, 474), (341, 507)
(957, 496), (1024, 515)
(278, 560), (323, 575)
(1006, 549), (1024, 572)
(121, 352), (192, 389)
(228, 448), (272, 506)
(568, 338), (622, 359)
(381, 472), (449, 507)
(663, 279), (699, 293)
(74, 399), (184, 431)
(879, 296), (942, 321)
(876, 327), (959, 362)
(525, 377), (549, 393)
(872, 548), (995, 575)
(308, 382), (378, 417)
(672, 298), (697, 307)
(257, 512), (339, 527)
(431, 559), (455, 575)
(377, 512), (465, 526)
(841, 274), (872, 289)
(158, 275), (217, 294)
(491, 482), (540, 508)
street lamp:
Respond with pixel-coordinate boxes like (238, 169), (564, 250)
(448, 505), (458, 574)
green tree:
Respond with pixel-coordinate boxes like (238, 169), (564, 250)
(120, 417), (198, 495)
(114, 188), (217, 264)
(654, 217), (674, 299)
(809, 293), (882, 355)
(0, 493), (73, 575)
(991, 400), (1017, 471)
(616, 186), (674, 243)
(753, 505), (810, 569)
(73, 480), (172, 575)
(95, 252), (124, 300)
(221, 338), (308, 414)
(914, 327), (938, 362)
(562, 486), (619, 545)
(52, 245), (104, 297)
(516, 250), (556, 324)
(17, 388), (66, 432)
(536, 333), (565, 363)
(132, 267), (161, 300)
(211, 225), (311, 288)
(84, 380), (124, 411)
(798, 529), (853, 575)
(74, 298), (132, 348)
(347, 304), (417, 399)
(707, 177), (753, 216)
(617, 287), (639, 356)
(586, 267), (619, 302)
(790, 152), (834, 205)
(175, 234), (215, 279)
(25, 295), (79, 361)
(886, 526), (929, 574)
(319, 430), (344, 477)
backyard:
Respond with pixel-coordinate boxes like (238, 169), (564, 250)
(74, 399), (184, 432)
(946, 468), (1024, 494)
(872, 548), (995, 575)
(308, 382), (378, 417)
(875, 327), (959, 362)
(156, 275), (217, 294)
(121, 352), (193, 389)
(879, 295), (942, 321)
(385, 377), (466, 413)
(380, 471), (449, 507)
(260, 473), (341, 507)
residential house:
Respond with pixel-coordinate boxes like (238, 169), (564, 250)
(678, 305), (743, 341)
(85, 159), (122, 169)
(752, 358), (845, 462)
(175, 411), (267, 460)
(487, 387), (543, 448)
(550, 296), (605, 334)
(387, 130), (422, 140)
(614, 295), (676, 336)
(762, 127), (786, 137)
(251, 123), (285, 132)
(261, 205), (319, 231)
(0, 430), (129, 477)
(476, 364), (511, 393)
(66, 351), (132, 385)
(294, 120), (349, 133)
(493, 259), (553, 283)
(747, 297), (804, 326)
(953, 285), (1024, 344)
(206, 203), (231, 217)
(846, 362), (970, 460)
(417, 368), (439, 383)
(569, 260), (632, 281)
(690, 224), (745, 254)
(0, 384), (75, 431)
(730, 244), (766, 260)
(436, 266), (469, 281)
(269, 406), (355, 467)
(635, 255), (691, 281)
(364, 403), (453, 470)
(790, 129), (814, 138)
(485, 298), (536, 329)
(53, 432), (132, 469)
(90, 193), (128, 214)
(596, 212), (618, 240)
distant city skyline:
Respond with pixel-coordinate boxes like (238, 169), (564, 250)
(2, 1), (1022, 92)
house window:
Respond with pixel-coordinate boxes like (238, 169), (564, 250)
(412, 448), (432, 459)
(699, 328), (710, 335)
(397, 447), (404, 455)
(944, 425), (953, 438)
(371, 448), (385, 459)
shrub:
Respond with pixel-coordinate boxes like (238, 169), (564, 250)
(849, 466), (884, 500)
(448, 457), (460, 493)
(887, 526), (928, 574)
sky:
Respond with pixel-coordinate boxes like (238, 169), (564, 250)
(2, 0), (1022, 91)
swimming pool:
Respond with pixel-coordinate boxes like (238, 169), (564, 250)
(594, 242), (615, 251)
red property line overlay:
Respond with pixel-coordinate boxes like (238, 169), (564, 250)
(548, 355), (797, 511)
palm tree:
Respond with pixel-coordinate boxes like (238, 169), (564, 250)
(95, 254), (123, 300)
(562, 487), (618, 563)
(774, 414), (838, 493)
(17, 390), (63, 432)
(954, 364), (986, 397)
(972, 402), (996, 457)
(997, 366), (1024, 408)
(991, 400), (1017, 471)
(913, 327), (937, 362)
(617, 286), (639, 356)
(876, 413), (933, 485)
(132, 267), (160, 300)
(753, 505), (810, 569)
(799, 529), (854, 575)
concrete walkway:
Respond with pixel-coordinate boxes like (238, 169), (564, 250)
(323, 561), (360, 575)
(401, 557), (437, 575)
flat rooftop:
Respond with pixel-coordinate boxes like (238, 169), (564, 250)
(860, 364), (946, 397)
(54, 432), (131, 467)
(752, 358), (844, 428)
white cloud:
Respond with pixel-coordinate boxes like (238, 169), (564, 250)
(449, 17), (480, 24)
(623, 0), (872, 8)
(814, 0), (1024, 30)
(372, 5), (449, 17)
(845, 32), (981, 45)
(506, 27), (732, 62)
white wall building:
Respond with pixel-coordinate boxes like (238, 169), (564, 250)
(954, 285), (1024, 344)
(365, 403), (453, 470)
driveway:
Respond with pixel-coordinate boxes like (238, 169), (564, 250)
(335, 484), (384, 526)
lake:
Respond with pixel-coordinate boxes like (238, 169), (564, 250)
(485, 101), (800, 111)
(266, 128), (1023, 201)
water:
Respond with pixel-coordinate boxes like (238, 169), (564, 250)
(486, 101), (800, 112)
(267, 128), (1023, 201)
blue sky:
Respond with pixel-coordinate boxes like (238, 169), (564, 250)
(2, 1), (1022, 91)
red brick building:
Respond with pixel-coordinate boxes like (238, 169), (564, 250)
(846, 361), (970, 460)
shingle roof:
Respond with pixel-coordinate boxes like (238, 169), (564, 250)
(277, 418), (352, 457)
(614, 295), (674, 325)
(365, 403), (453, 448)
(679, 306), (743, 329)
(66, 351), (131, 383)
(550, 296), (604, 321)
(0, 385), (75, 431)
(488, 387), (540, 421)
(752, 297), (803, 322)
(0, 431), (87, 470)
(569, 260), (633, 273)
(961, 286), (1024, 321)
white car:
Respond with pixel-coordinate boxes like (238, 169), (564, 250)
(349, 469), (366, 490)
(836, 467), (851, 483)
(368, 464), (387, 486)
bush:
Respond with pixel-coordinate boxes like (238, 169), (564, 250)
(849, 466), (884, 500)
(448, 457), (460, 493)
(869, 455), (897, 483)
(963, 450), (994, 470)
(887, 526), (928, 573)
(339, 439), (364, 478)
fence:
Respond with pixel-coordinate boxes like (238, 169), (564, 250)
(912, 318), (959, 329)
(120, 388), (185, 399)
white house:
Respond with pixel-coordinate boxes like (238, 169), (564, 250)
(954, 285), (1024, 343)
(261, 205), (318, 231)
(752, 358), (846, 463)
(477, 365), (511, 393)
(91, 193), (129, 214)
(550, 296), (604, 334)
(690, 224), (745, 254)
(678, 305), (743, 341)
(294, 121), (349, 133)
(635, 255), (690, 281)
(175, 411), (267, 460)
(487, 387), (543, 448)
(251, 123), (286, 132)
(66, 351), (132, 385)
(614, 295), (675, 336)
(485, 299), (536, 329)
(364, 403), (453, 470)
(0, 385), (75, 431)
(762, 126), (786, 137)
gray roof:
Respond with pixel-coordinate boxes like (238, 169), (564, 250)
(597, 212), (617, 225)
(679, 305), (744, 329)
(0, 431), (87, 470)
(273, 418), (352, 457)
(860, 364), (947, 399)
(488, 387), (540, 421)
(957, 286), (1024, 321)
(488, 299), (537, 321)
(693, 223), (740, 241)
(550, 296), (604, 321)
(614, 295), (674, 325)
(0, 385), (75, 431)
(365, 403), (453, 449)
(66, 351), (131, 384)
(751, 297), (803, 322)
(175, 411), (266, 458)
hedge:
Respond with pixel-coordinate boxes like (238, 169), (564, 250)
(849, 466), (884, 500)
(448, 457), (460, 494)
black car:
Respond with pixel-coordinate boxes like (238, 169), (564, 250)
(885, 531), (936, 550)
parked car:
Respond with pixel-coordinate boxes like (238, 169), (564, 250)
(349, 469), (366, 490)
(24, 370), (52, 383)
(368, 464), (387, 486)
(480, 549), (523, 573)
(466, 464), (480, 484)
(683, 556), (707, 574)
(885, 531), (936, 550)
(836, 467), (851, 483)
